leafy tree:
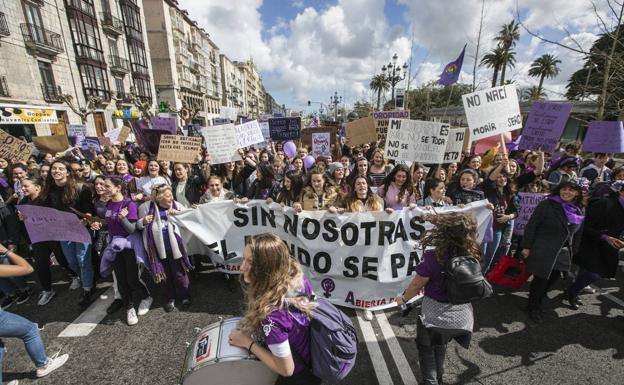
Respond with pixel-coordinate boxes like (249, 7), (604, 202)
(495, 20), (520, 85)
(521, 86), (546, 102)
(528, 54), (561, 95)
(480, 47), (505, 87)
(399, 82), (473, 120)
(369, 74), (390, 110)
(352, 100), (373, 117)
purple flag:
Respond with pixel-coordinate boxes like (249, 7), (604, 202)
(131, 119), (171, 155)
(438, 44), (466, 86)
(17, 205), (91, 244)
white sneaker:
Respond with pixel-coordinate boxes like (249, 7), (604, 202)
(126, 308), (138, 326)
(69, 276), (81, 290)
(7, 380), (19, 385)
(363, 310), (374, 321)
(137, 296), (153, 316)
(37, 290), (56, 306)
(36, 353), (69, 377)
(582, 286), (596, 294)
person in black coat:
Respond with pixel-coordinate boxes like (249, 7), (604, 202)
(520, 181), (584, 323)
(567, 182), (624, 309)
(171, 162), (209, 207)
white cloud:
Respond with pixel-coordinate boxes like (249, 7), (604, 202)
(292, 1), (304, 9)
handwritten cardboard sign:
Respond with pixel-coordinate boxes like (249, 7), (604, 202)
(17, 204), (91, 244)
(385, 119), (450, 163)
(369, 110), (410, 144)
(345, 117), (377, 146)
(118, 126), (132, 144)
(33, 135), (70, 155)
(234, 120), (264, 148)
(0, 130), (32, 162)
(443, 127), (465, 163)
(582, 120), (624, 153)
(202, 124), (239, 164)
(513, 192), (548, 236)
(156, 135), (203, 164)
(519, 102), (572, 152)
(269, 117), (301, 140)
(462, 84), (522, 140)
(311, 132), (331, 157)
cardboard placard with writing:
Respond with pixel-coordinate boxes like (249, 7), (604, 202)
(369, 110), (410, 145)
(519, 102), (572, 152)
(234, 120), (264, 148)
(98, 136), (113, 148)
(33, 135), (70, 155)
(443, 127), (466, 163)
(269, 117), (301, 140)
(582, 120), (624, 153)
(513, 192), (548, 236)
(345, 117), (377, 146)
(118, 126), (132, 144)
(461, 84), (522, 140)
(302, 127), (338, 159)
(385, 119), (450, 163)
(157, 135), (203, 164)
(201, 124), (240, 165)
(0, 129), (32, 162)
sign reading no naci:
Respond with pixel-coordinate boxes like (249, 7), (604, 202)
(462, 84), (522, 141)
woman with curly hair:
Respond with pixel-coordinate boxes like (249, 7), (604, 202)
(377, 164), (417, 211)
(334, 176), (383, 213)
(396, 212), (482, 385)
(228, 233), (319, 385)
(295, 167), (338, 211)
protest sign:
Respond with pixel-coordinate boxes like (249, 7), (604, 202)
(311, 132), (331, 157)
(234, 120), (264, 148)
(219, 107), (237, 122)
(385, 119), (450, 163)
(0, 130), (32, 162)
(17, 205), (91, 244)
(259, 121), (270, 138)
(301, 127), (338, 158)
(513, 192), (548, 236)
(157, 135), (203, 164)
(443, 127), (466, 163)
(104, 127), (121, 144)
(462, 84), (522, 141)
(201, 124), (239, 164)
(68, 124), (86, 146)
(519, 102), (572, 152)
(98, 136), (113, 148)
(269, 117), (301, 140)
(150, 116), (178, 134)
(80, 137), (101, 152)
(582, 120), (624, 153)
(118, 126), (132, 144)
(345, 117), (377, 146)
(171, 199), (492, 311)
(369, 110), (410, 144)
(33, 135), (70, 155)
(131, 119), (171, 154)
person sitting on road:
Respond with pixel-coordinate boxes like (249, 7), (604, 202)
(0, 243), (69, 385)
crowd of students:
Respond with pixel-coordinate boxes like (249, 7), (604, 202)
(0, 135), (623, 384)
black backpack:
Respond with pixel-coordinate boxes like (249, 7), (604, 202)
(444, 255), (492, 304)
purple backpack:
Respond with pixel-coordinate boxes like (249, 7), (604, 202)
(291, 295), (358, 383)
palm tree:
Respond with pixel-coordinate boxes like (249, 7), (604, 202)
(522, 86), (547, 101)
(528, 54), (562, 95)
(369, 74), (390, 110)
(498, 49), (516, 85)
(480, 47), (506, 87)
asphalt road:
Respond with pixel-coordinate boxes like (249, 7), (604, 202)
(2, 263), (623, 385)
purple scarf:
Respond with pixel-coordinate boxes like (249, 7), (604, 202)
(549, 195), (584, 225)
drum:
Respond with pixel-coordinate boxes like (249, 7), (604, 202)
(181, 317), (278, 385)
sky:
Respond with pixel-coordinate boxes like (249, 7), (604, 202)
(177, 0), (617, 114)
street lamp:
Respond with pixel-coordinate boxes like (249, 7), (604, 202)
(330, 91), (342, 122)
(380, 53), (408, 101)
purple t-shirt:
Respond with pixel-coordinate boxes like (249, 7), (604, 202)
(415, 250), (448, 302)
(262, 276), (314, 374)
(105, 199), (138, 237)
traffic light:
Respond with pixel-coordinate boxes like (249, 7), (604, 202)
(307, 100), (311, 106)
(159, 101), (167, 112)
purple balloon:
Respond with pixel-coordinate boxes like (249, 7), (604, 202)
(284, 141), (297, 158)
(303, 155), (316, 169)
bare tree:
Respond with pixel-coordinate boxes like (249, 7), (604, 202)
(57, 87), (102, 125)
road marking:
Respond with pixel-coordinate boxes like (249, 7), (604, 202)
(600, 291), (624, 308)
(58, 287), (114, 337)
(356, 311), (393, 385)
(375, 311), (417, 385)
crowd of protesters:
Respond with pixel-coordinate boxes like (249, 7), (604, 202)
(1, 133), (623, 384)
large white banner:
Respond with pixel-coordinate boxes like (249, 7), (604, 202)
(171, 200), (493, 310)
(385, 119), (450, 163)
(461, 84), (522, 141)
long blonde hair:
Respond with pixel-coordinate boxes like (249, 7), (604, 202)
(239, 233), (315, 335)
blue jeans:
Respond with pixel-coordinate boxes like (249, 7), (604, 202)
(0, 310), (48, 384)
(60, 242), (93, 290)
(482, 228), (503, 273)
(0, 257), (27, 296)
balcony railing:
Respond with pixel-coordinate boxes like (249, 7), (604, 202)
(100, 12), (124, 36)
(66, 0), (96, 18)
(41, 83), (62, 103)
(114, 92), (133, 103)
(21, 23), (64, 55)
(0, 12), (9, 37)
(109, 54), (130, 74)
(0, 76), (9, 97)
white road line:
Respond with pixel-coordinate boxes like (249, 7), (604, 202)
(355, 311), (393, 385)
(375, 311), (417, 385)
(58, 287), (114, 337)
(601, 291), (624, 308)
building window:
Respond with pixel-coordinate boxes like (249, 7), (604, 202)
(114, 77), (124, 95)
(133, 76), (152, 101)
(68, 16), (105, 62)
(38, 61), (58, 100)
(80, 64), (111, 100)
